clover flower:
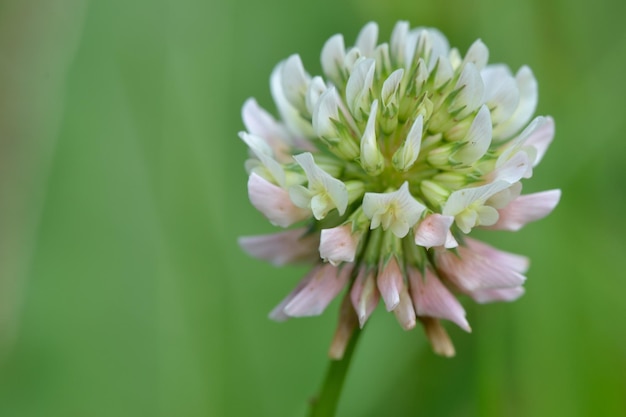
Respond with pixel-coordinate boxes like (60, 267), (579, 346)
(238, 21), (560, 358)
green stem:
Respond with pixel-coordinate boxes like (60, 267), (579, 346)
(308, 326), (363, 417)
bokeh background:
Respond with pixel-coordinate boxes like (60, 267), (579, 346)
(0, 0), (625, 416)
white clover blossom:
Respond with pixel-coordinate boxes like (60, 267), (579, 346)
(239, 21), (560, 358)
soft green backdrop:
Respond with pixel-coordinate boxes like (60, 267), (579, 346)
(0, 0), (624, 416)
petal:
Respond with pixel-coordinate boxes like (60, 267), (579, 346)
(392, 114), (423, 171)
(393, 287), (417, 330)
(238, 228), (320, 266)
(414, 213), (455, 248)
(359, 100), (384, 174)
(376, 257), (404, 311)
(321, 34), (346, 86)
(450, 62), (484, 119)
(345, 57), (376, 120)
(363, 182), (425, 238)
(241, 98), (293, 162)
(420, 317), (455, 357)
(350, 267), (380, 328)
(433, 56), (454, 89)
(525, 116), (555, 166)
(492, 66), (538, 140)
(355, 22), (379, 57)
(465, 238), (529, 273)
(248, 173), (310, 227)
(488, 189), (561, 231)
(452, 104), (492, 164)
(481, 65), (520, 126)
(239, 132), (286, 187)
(281, 54), (311, 113)
(436, 242), (527, 292)
(381, 68), (404, 111)
(469, 286), (525, 304)
(390, 21), (410, 67)
(284, 263), (352, 317)
(270, 61), (314, 138)
(462, 39), (489, 70)
(319, 225), (360, 266)
(443, 180), (511, 218)
(328, 294), (359, 359)
(312, 87), (340, 139)
(409, 268), (470, 332)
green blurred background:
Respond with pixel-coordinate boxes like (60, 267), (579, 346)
(0, 0), (624, 416)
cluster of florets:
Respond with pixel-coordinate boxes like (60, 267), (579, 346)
(239, 21), (560, 357)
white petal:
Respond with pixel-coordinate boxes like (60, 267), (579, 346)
(492, 66), (538, 140)
(492, 151), (532, 183)
(488, 189), (561, 231)
(355, 22), (379, 57)
(345, 58), (376, 120)
(281, 54), (311, 113)
(390, 21), (410, 67)
(363, 182), (425, 238)
(238, 228), (320, 266)
(319, 225), (359, 265)
(414, 213), (454, 248)
(433, 56), (454, 89)
(239, 132), (286, 186)
(393, 114), (423, 171)
(305, 76), (328, 115)
(481, 65), (520, 126)
(312, 87), (340, 139)
(270, 62), (314, 138)
(242, 98), (293, 162)
(409, 268), (470, 332)
(248, 174), (310, 227)
(525, 116), (555, 166)
(462, 39), (489, 70)
(293, 152), (349, 218)
(453, 105), (492, 164)
(381, 69), (404, 111)
(359, 100), (384, 174)
(321, 34), (346, 86)
(450, 62), (484, 119)
(443, 180), (510, 218)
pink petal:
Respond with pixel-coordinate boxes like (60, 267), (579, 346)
(328, 294), (359, 360)
(377, 257), (404, 311)
(319, 225), (359, 266)
(248, 173), (310, 227)
(283, 263), (352, 317)
(464, 238), (529, 273)
(414, 214), (456, 248)
(238, 228), (320, 266)
(488, 189), (561, 232)
(269, 272), (314, 321)
(393, 287), (416, 330)
(469, 286), (525, 304)
(409, 268), (471, 332)
(350, 267), (379, 328)
(436, 242), (526, 292)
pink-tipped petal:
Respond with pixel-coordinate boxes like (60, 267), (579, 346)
(284, 263), (352, 317)
(269, 272), (314, 321)
(377, 257), (404, 311)
(319, 225), (359, 266)
(248, 173), (310, 227)
(420, 317), (456, 357)
(464, 238), (529, 273)
(238, 228), (320, 266)
(350, 267), (379, 328)
(393, 287), (417, 330)
(489, 189), (561, 232)
(469, 286), (525, 304)
(409, 268), (470, 332)
(414, 214), (455, 248)
(328, 294), (359, 359)
(436, 242), (527, 292)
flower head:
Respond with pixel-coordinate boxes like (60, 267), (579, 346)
(239, 22), (560, 357)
